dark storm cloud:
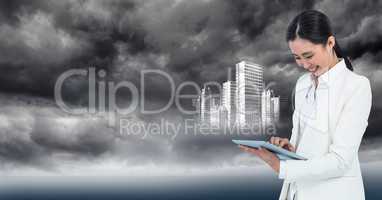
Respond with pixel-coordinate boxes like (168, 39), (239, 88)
(0, 103), (51, 168)
(228, 0), (315, 40)
(0, 95), (113, 167)
(0, 93), (235, 169)
(315, 0), (382, 60)
(0, 0), (143, 99)
(0, 93), (172, 168)
(0, 0), (381, 99)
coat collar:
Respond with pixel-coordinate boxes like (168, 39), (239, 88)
(296, 58), (347, 91)
(315, 58), (346, 87)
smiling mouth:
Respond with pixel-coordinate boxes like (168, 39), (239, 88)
(309, 65), (319, 72)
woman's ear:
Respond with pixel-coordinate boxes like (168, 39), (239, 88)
(327, 36), (336, 50)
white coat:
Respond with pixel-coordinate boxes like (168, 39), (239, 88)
(278, 59), (372, 200)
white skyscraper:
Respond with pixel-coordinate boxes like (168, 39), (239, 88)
(209, 97), (220, 127)
(200, 87), (209, 123)
(222, 81), (236, 128)
(200, 86), (221, 127)
(261, 90), (272, 129)
(261, 89), (280, 133)
(271, 96), (280, 122)
(193, 94), (201, 122)
(235, 61), (264, 129)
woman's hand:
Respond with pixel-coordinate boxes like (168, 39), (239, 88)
(269, 136), (296, 152)
(239, 145), (280, 173)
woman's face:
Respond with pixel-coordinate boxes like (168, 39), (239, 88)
(288, 36), (335, 77)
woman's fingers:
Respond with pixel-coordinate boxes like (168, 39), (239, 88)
(238, 145), (271, 158)
(239, 137), (296, 155)
(275, 137), (281, 146)
(288, 144), (296, 152)
(238, 145), (260, 155)
(270, 136), (282, 146)
(270, 136), (277, 145)
(254, 148), (278, 166)
(279, 139), (289, 148)
(270, 136), (275, 144)
(238, 145), (281, 173)
(270, 137), (296, 151)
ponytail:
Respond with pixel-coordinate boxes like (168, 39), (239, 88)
(333, 39), (353, 71)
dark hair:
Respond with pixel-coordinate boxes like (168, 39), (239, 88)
(286, 10), (353, 71)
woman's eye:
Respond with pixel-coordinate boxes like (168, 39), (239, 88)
(295, 57), (301, 60)
(305, 55), (313, 59)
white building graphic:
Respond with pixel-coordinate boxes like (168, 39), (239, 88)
(199, 86), (220, 127)
(271, 96), (280, 122)
(197, 60), (280, 134)
(209, 97), (220, 127)
(261, 89), (280, 133)
(262, 90), (273, 127)
(235, 61), (264, 129)
(222, 81), (236, 129)
(200, 87), (209, 123)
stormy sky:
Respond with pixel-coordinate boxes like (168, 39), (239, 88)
(0, 0), (381, 174)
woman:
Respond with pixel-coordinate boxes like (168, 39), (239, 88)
(239, 10), (372, 200)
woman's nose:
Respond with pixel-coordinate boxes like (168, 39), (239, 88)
(300, 60), (311, 69)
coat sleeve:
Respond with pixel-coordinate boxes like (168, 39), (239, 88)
(289, 76), (304, 147)
(289, 101), (300, 146)
(279, 78), (301, 179)
(279, 77), (372, 182)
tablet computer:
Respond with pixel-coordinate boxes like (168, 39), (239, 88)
(232, 139), (307, 160)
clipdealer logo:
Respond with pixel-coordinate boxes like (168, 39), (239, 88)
(54, 68), (218, 127)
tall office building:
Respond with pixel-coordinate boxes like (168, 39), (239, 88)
(271, 96), (280, 122)
(193, 95), (201, 122)
(200, 87), (209, 124)
(261, 89), (280, 133)
(200, 86), (220, 127)
(209, 97), (220, 127)
(261, 89), (272, 129)
(218, 105), (228, 129)
(235, 61), (264, 129)
(222, 81), (236, 128)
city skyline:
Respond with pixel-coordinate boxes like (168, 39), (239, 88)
(197, 60), (280, 135)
